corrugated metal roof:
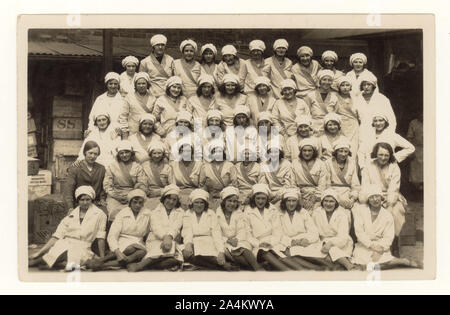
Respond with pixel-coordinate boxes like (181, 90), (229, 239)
(28, 41), (102, 57)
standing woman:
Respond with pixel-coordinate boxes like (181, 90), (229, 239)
(345, 53), (375, 97)
(285, 115), (318, 162)
(240, 40), (269, 94)
(291, 46), (321, 98)
(214, 44), (246, 90)
(182, 189), (235, 270)
(119, 56), (139, 97)
(128, 113), (162, 164)
(244, 184), (292, 271)
(246, 76), (277, 125)
(139, 34), (175, 98)
(320, 51), (344, 92)
(200, 43), (218, 79)
(152, 76), (187, 137)
(186, 74), (217, 128)
(291, 138), (329, 213)
(215, 73), (248, 127)
(304, 69), (339, 135)
(103, 140), (148, 222)
(174, 39), (202, 98)
(318, 112), (348, 161)
(271, 79), (310, 138)
(120, 72), (157, 136)
(217, 187), (263, 271)
(29, 186), (107, 271)
(234, 147), (261, 205)
(265, 39), (293, 99)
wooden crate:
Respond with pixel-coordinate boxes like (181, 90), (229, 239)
(52, 95), (83, 118)
(28, 145), (38, 158)
(52, 139), (84, 159)
(32, 194), (68, 244)
(52, 117), (83, 139)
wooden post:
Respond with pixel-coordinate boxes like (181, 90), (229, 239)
(103, 29), (113, 75)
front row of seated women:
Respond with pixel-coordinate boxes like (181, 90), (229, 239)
(30, 181), (419, 272)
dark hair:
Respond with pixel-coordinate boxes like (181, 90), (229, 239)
(179, 144), (195, 160)
(372, 119), (390, 130)
(76, 194), (93, 204)
(249, 193), (270, 209)
(280, 87), (297, 97)
(332, 148), (352, 158)
(359, 81), (375, 92)
(299, 146), (318, 161)
(370, 142), (396, 163)
(257, 120), (274, 128)
(116, 150), (136, 163)
(128, 196), (145, 207)
(93, 115), (111, 128)
(182, 42), (196, 54)
(188, 200), (209, 212)
(175, 121), (194, 132)
(106, 79), (120, 93)
(218, 83), (240, 96)
(209, 147), (227, 161)
(220, 195), (239, 213)
(324, 120), (341, 133)
(83, 141), (101, 156)
(200, 48), (217, 64)
(233, 114), (250, 128)
(160, 194), (182, 209)
(206, 121), (226, 133)
(166, 86), (184, 97)
(280, 197), (302, 212)
(138, 121), (156, 134)
(196, 83), (216, 97)
(134, 78), (151, 90)
(255, 84), (271, 95)
(267, 147), (285, 160)
(320, 196), (339, 210)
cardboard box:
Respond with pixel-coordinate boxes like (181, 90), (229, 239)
(28, 169), (52, 186)
(32, 194), (67, 244)
(52, 95), (83, 118)
(28, 185), (51, 201)
(52, 117), (83, 139)
(28, 157), (40, 176)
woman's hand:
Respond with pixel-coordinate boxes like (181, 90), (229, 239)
(370, 244), (384, 254)
(227, 238), (238, 247)
(115, 249), (129, 264)
(321, 242), (333, 254)
(217, 252), (226, 266)
(371, 251), (382, 263)
(71, 160), (83, 168)
(183, 243), (194, 260)
(161, 235), (173, 253)
(83, 129), (91, 139)
(299, 238), (310, 247)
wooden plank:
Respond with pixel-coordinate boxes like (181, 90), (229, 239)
(52, 117), (83, 139)
(52, 139), (83, 158)
(52, 95), (83, 118)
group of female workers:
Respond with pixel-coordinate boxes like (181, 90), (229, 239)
(29, 34), (421, 272)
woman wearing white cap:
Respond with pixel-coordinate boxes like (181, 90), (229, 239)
(217, 186), (263, 271)
(200, 43), (218, 79)
(128, 185), (185, 272)
(139, 34), (175, 97)
(291, 138), (330, 213)
(358, 112), (415, 170)
(351, 185), (419, 269)
(152, 76), (187, 137)
(285, 115), (319, 162)
(215, 73), (248, 127)
(103, 140), (148, 222)
(318, 112), (349, 161)
(271, 79), (310, 138)
(303, 69), (339, 135)
(214, 44), (245, 89)
(244, 184), (291, 271)
(120, 72), (157, 136)
(199, 139), (237, 210)
(320, 50), (344, 92)
(29, 186), (107, 271)
(345, 52), (375, 97)
(234, 147), (261, 205)
(246, 76), (277, 124)
(256, 111), (286, 164)
(89, 189), (150, 271)
(128, 113), (162, 164)
(202, 109), (226, 146)
(119, 55), (139, 97)
(186, 74), (217, 128)
(292, 46), (322, 98)
(312, 189), (356, 270)
(182, 189), (237, 270)
(239, 40), (269, 94)
(264, 39), (294, 99)
(174, 39), (202, 98)
(86, 72), (127, 137)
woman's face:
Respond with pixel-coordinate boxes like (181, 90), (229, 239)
(223, 54), (235, 66)
(282, 87), (295, 100)
(130, 197), (144, 212)
(183, 45), (196, 62)
(352, 59), (365, 72)
(235, 114), (248, 126)
(285, 197), (298, 212)
(192, 199), (207, 214)
(320, 76), (333, 90)
(325, 121), (340, 135)
(203, 49), (215, 63)
(339, 82), (352, 95)
(85, 147), (100, 164)
(118, 150), (132, 163)
(201, 83), (213, 97)
(136, 78), (148, 94)
(177, 120), (191, 128)
(254, 193), (268, 209)
(362, 82), (375, 95)
(106, 79), (119, 95)
(323, 57), (335, 70)
(150, 149), (164, 163)
(211, 147), (224, 161)
(299, 53), (312, 67)
(224, 195), (239, 213)
(140, 120), (154, 135)
(373, 117), (387, 132)
(335, 148), (350, 162)
(256, 84), (269, 96)
(208, 117), (221, 127)
(368, 194), (383, 208)
(78, 195), (92, 211)
(297, 124), (310, 138)
(268, 148), (280, 161)
(126, 64), (137, 75)
(225, 82), (237, 95)
(275, 47), (287, 58)
(376, 147), (391, 166)
(153, 44), (166, 57)
(169, 84), (182, 98)
(301, 146), (315, 161)
(258, 120), (271, 132)
(322, 196), (337, 212)
(250, 49), (263, 60)
(163, 194), (179, 211)
(95, 116), (109, 131)
(180, 146), (193, 161)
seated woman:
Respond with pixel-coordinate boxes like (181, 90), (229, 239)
(234, 147), (261, 206)
(239, 40), (269, 94)
(285, 115), (319, 162)
(361, 142), (410, 257)
(127, 185), (185, 272)
(312, 189), (356, 270)
(119, 55), (139, 97)
(264, 39), (293, 99)
(244, 184), (292, 271)
(174, 39), (202, 98)
(345, 53), (376, 97)
(291, 46), (321, 98)
(200, 139), (237, 210)
(186, 74), (217, 128)
(89, 189), (150, 271)
(214, 44), (246, 90)
(29, 186), (107, 271)
(246, 76), (277, 125)
(152, 76), (187, 138)
(291, 138), (329, 213)
(182, 189), (236, 270)
(103, 140), (148, 222)
(120, 72), (157, 136)
(217, 186), (263, 271)
(318, 112), (348, 161)
(271, 79), (310, 138)
(303, 70), (338, 136)
(128, 113), (162, 164)
(77, 112), (120, 168)
(352, 185), (418, 269)
(320, 50), (344, 92)
(141, 140), (172, 210)
(215, 73), (248, 127)
(200, 43), (218, 80)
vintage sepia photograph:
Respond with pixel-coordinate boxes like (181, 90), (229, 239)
(17, 14), (435, 282)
